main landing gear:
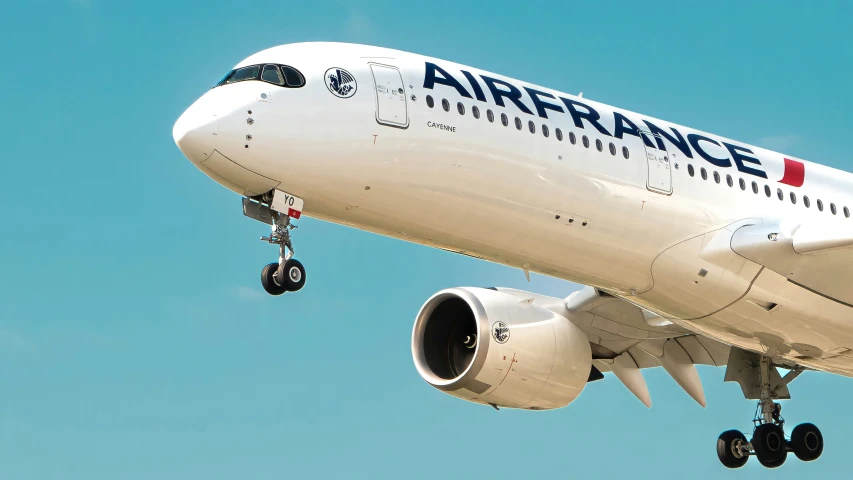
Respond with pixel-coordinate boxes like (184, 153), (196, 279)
(259, 210), (306, 296)
(717, 354), (823, 469)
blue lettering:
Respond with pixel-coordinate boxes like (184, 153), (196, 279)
(480, 75), (534, 115)
(688, 134), (731, 168)
(723, 143), (767, 178)
(559, 98), (611, 136)
(423, 62), (472, 99)
(523, 87), (564, 119)
(460, 70), (487, 102)
(613, 112), (654, 147)
(643, 121), (693, 159)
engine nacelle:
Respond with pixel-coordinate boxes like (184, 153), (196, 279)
(411, 287), (592, 410)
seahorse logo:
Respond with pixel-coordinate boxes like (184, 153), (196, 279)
(492, 322), (510, 344)
(325, 68), (357, 98)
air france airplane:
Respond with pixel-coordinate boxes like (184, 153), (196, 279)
(173, 42), (852, 468)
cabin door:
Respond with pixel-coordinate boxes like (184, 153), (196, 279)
(642, 132), (672, 194)
(370, 64), (409, 128)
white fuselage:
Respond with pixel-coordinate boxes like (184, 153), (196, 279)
(174, 42), (853, 377)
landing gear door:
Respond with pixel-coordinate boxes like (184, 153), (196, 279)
(642, 132), (672, 195)
(370, 64), (409, 129)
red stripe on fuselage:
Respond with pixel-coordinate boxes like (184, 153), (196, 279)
(779, 158), (805, 187)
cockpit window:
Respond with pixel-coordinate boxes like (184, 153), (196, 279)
(281, 66), (305, 87)
(215, 70), (234, 86)
(225, 65), (261, 84)
(215, 64), (305, 89)
(261, 65), (284, 85)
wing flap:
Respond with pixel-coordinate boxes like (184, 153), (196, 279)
(674, 336), (716, 366)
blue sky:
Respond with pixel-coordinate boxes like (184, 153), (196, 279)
(1, 1), (852, 478)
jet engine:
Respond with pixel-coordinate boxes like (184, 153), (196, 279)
(411, 287), (592, 410)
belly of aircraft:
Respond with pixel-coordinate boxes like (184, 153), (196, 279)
(679, 268), (853, 377)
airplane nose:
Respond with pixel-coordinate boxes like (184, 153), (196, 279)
(173, 100), (219, 164)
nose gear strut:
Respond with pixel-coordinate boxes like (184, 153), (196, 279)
(262, 211), (296, 265)
(243, 192), (307, 296)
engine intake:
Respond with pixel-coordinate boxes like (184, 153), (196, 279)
(412, 287), (592, 410)
(422, 295), (479, 380)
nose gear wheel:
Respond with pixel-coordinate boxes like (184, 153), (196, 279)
(261, 263), (287, 296)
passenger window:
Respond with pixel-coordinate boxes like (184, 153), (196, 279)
(442, 99), (450, 112)
(688, 164), (695, 177)
(457, 102), (465, 115)
(596, 139), (603, 152)
(487, 109), (495, 123)
(804, 196), (811, 208)
(472, 106), (480, 119)
(280, 66), (305, 87)
(426, 95), (434, 108)
(261, 65), (284, 85)
(831, 203), (838, 215)
(726, 174), (733, 187)
(701, 168), (708, 180)
(513, 117), (521, 130)
(501, 113), (509, 126)
(528, 120), (535, 134)
(556, 128), (563, 141)
(225, 65), (261, 84)
(582, 135), (590, 148)
(777, 188), (784, 201)
(609, 143), (616, 155)
(790, 192), (797, 204)
(752, 181), (759, 194)
(765, 185), (771, 197)
(542, 124), (550, 138)
(570, 132), (577, 145)
(713, 171), (721, 184)
(817, 199), (824, 211)
(846, 207), (851, 218)
(622, 146), (629, 159)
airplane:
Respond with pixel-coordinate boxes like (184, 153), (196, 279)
(172, 42), (853, 469)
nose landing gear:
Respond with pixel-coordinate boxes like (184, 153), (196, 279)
(259, 209), (306, 296)
(716, 353), (823, 469)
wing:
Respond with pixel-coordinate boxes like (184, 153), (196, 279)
(730, 220), (853, 307)
(496, 286), (804, 408)
(559, 286), (730, 408)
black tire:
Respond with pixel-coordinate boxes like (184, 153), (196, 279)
(261, 263), (287, 296)
(752, 424), (786, 467)
(759, 451), (787, 468)
(281, 259), (306, 292)
(791, 423), (823, 462)
(716, 430), (749, 468)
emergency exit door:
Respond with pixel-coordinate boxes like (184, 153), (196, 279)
(370, 64), (409, 128)
(642, 132), (672, 194)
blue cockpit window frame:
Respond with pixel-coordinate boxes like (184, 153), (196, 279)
(215, 64), (306, 89)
